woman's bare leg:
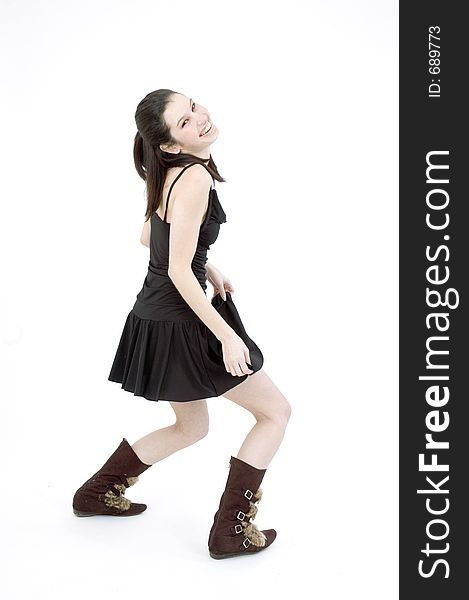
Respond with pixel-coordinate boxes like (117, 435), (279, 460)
(222, 369), (292, 469)
(130, 399), (210, 465)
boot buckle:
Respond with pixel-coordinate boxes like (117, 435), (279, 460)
(234, 524), (243, 534)
(244, 489), (253, 500)
(243, 537), (252, 548)
(236, 510), (246, 521)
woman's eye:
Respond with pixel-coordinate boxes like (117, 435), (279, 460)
(182, 102), (196, 127)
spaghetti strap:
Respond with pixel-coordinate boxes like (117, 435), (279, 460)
(163, 162), (214, 223)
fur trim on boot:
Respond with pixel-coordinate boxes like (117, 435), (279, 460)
(208, 456), (277, 559)
(73, 438), (151, 517)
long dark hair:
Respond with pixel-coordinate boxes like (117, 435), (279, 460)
(133, 89), (226, 221)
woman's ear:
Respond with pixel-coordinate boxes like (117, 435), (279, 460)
(159, 142), (180, 154)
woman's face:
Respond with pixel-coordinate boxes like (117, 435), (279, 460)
(161, 93), (218, 157)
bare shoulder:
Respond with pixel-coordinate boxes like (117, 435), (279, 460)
(164, 163), (213, 224)
(175, 163), (213, 193)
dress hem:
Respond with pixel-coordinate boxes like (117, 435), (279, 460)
(107, 372), (254, 403)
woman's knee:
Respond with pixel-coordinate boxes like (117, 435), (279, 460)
(257, 397), (292, 428)
(170, 400), (210, 441)
(222, 370), (292, 427)
(174, 418), (209, 442)
(282, 399), (293, 423)
(271, 400), (292, 427)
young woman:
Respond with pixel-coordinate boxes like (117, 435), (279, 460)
(72, 89), (292, 559)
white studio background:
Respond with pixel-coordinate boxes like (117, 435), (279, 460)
(0, 1), (398, 599)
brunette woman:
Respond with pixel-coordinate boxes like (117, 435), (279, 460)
(72, 89), (292, 559)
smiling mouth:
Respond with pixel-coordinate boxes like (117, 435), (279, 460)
(199, 121), (213, 136)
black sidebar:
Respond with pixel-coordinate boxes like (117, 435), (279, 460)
(400, 2), (467, 597)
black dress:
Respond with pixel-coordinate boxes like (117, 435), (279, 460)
(108, 162), (264, 402)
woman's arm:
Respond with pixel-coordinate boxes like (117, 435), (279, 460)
(167, 165), (235, 343)
(140, 218), (150, 247)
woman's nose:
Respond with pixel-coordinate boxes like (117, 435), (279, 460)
(196, 109), (208, 123)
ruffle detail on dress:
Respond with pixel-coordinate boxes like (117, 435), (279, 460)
(108, 292), (263, 403)
(207, 190), (226, 225)
(108, 315), (216, 402)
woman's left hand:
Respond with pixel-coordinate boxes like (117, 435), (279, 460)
(206, 264), (234, 301)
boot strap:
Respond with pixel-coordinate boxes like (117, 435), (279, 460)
(234, 488), (266, 548)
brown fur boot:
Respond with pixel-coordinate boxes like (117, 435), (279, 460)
(73, 438), (152, 517)
(208, 456), (277, 559)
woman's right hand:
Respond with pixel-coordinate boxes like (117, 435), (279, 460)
(221, 333), (254, 376)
